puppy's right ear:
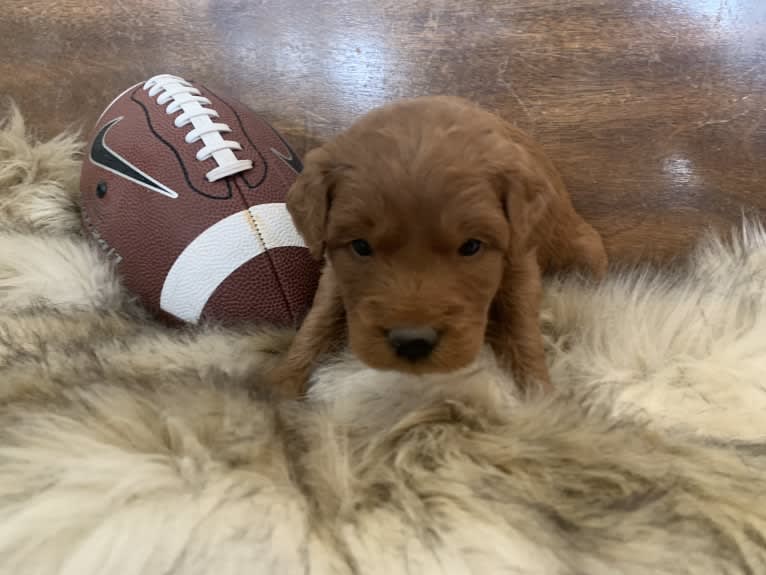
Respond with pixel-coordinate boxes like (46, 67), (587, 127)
(286, 146), (338, 260)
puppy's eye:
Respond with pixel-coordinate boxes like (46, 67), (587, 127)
(458, 239), (483, 257)
(350, 239), (373, 257)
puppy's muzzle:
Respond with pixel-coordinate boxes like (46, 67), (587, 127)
(386, 326), (440, 362)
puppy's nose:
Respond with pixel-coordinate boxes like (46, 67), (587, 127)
(386, 326), (439, 362)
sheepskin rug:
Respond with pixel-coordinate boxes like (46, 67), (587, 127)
(1, 105), (766, 575)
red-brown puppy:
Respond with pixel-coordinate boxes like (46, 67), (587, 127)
(267, 96), (607, 397)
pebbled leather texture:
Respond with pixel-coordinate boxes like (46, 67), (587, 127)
(80, 77), (320, 327)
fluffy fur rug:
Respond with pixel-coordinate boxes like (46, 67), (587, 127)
(1, 105), (766, 575)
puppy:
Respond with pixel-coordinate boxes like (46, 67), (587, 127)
(267, 96), (607, 397)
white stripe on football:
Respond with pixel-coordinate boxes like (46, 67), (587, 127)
(160, 202), (306, 323)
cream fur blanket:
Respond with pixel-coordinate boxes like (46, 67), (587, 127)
(0, 106), (765, 575)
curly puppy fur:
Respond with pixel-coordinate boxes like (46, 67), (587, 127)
(274, 96), (607, 397)
(2, 104), (766, 574)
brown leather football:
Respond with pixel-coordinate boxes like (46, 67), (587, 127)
(80, 73), (321, 327)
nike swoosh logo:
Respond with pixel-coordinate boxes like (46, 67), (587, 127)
(90, 116), (179, 199)
(267, 124), (304, 174)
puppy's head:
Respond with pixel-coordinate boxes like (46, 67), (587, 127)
(287, 96), (556, 374)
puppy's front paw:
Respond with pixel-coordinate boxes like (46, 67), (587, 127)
(573, 223), (608, 279)
(520, 374), (555, 397)
(258, 362), (310, 400)
(511, 361), (555, 398)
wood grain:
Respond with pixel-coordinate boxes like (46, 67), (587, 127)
(2, 0), (765, 264)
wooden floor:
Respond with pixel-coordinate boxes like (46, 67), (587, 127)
(3, 0), (765, 264)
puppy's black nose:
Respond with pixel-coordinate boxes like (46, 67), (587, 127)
(386, 326), (439, 362)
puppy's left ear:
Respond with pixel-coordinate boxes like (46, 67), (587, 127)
(490, 136), (558, 251)
(286, 145), (339, 260)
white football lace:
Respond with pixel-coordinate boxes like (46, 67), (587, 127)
(143, 74), (252, 182)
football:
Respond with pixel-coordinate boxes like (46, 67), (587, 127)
(80, 73), (321, 327)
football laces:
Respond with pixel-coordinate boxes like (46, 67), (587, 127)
(143, 74), (253, 182)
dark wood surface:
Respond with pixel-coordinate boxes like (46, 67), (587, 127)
(3, 0), (765, 264)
